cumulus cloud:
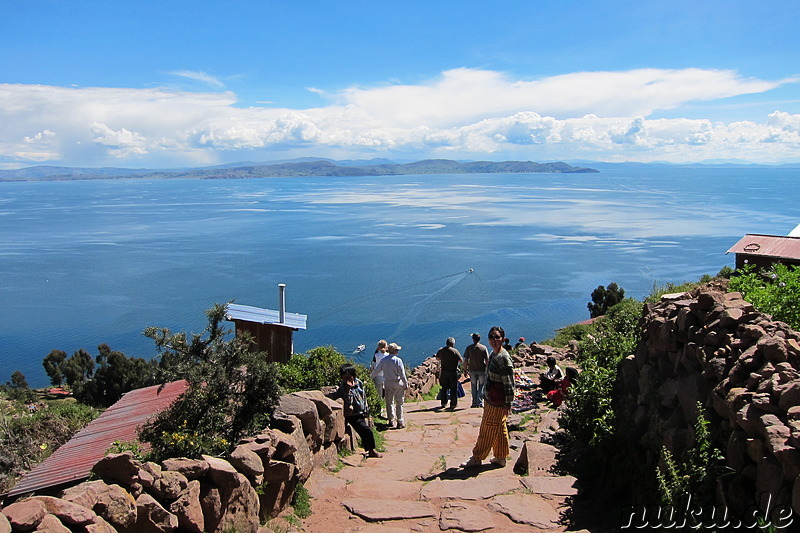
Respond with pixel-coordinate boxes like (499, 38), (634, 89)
(0, 68), (798, 167)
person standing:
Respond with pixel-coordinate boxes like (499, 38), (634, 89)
(330, 364), (382, 458)
(435, 337), (463, 410)
(371, 343), (408, 428)
(370, 339), (389, 401)
(463, 332), (490, 408)
(461, 326), (515, 468)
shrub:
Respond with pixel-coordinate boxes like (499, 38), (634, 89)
(728, 263), (800, 330)
(278, 346), (381, 417)
(560, 298), (642, 451)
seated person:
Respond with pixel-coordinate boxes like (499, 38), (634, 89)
(547, 366), (579, 407)
(539, 355), (565, 393)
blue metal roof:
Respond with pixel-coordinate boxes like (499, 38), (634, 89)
(225, 303), (307, 330)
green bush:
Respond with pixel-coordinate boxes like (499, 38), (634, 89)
(560, 298), (642, 450)
(278, 346), (382, 417)
(728, 263), (800, 330)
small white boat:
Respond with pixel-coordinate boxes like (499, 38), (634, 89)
(354, 344), (366, 353)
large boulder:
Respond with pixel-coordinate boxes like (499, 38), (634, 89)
(2, 498), (46, 531)
(168, 480), (204, 533)
(130, 492), (178, 533)
(61, 479), (137, 530)
(273, 393), (323, 451)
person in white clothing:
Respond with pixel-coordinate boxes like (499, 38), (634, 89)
(371, 342), (408, 428)
(370, 339), (389, 401)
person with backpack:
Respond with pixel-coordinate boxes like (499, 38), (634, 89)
(331, 363), (383, 458)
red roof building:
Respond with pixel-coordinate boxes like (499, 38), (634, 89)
(726, 234), (800, 270)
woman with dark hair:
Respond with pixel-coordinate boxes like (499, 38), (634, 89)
(330, 363), (382, 458)
(461, 325), (515, 468)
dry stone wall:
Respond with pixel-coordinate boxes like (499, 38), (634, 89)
(0, 391), (353, 533)
(621, 283), (800, 518)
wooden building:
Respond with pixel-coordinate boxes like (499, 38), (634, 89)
(225, 285), (307, 363)
(726, 234), (800, 270)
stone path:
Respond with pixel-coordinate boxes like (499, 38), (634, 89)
(300, 385), (588, 533)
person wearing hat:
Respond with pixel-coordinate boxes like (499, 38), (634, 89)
(371, 342), (408, 428)
(463, 332), (489, 408)
(514, 337), (528, 351)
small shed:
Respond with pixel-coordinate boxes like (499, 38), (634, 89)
(225, 284), (307, 363)
(726, 234), (800, 270)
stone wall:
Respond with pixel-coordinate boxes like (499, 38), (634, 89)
(621, 283), (800, 516)
(0, 390), (351, 533)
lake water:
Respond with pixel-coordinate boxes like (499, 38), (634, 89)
(2, 166), (799, 388)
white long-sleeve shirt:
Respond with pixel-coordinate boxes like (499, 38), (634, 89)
(371, 354), (408, 389)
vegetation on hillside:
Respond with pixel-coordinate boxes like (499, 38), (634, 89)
(0, 398), (98, 493)
(728, 263), (800, 330)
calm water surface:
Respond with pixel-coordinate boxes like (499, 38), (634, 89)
(1, 167), (798, 387)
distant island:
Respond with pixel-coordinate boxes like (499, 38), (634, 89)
(0, 158), (598, 182)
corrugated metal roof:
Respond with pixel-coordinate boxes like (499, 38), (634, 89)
(5, 380), (188, 499)
(225, 303), (307, 330)
(726, 234), (800, 261)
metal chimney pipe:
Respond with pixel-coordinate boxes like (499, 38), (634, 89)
(278, 283), (286, 324)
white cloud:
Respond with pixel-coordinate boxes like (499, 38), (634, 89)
(168, 70), (226, 89)
(0, 68), (798, 167)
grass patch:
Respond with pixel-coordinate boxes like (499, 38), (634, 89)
(291, 482), (311, 519)
(372, 427), (387, 452)
(420, 384), (441, 401)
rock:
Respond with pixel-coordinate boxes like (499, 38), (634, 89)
(216, 474), (260, 533)
(488, 493), (560, 529)
(83, 515), (117, 533)
(199, 484), (222, 533)
(229, 444), (265, 481)
(273, 393), (323, 451)
(342, 499), (436, 521)
(33, 514), (70, 533)
(3, 498), (47, 531)
(91, 452), (142, 487)
(263, 460), (296, 483)
(0, 513), (10, 533)
(269, 429), (298, 461)
(168, 480), (204, 533)
(277, 417), (314, 483)
(419, 477), (521, 501)
(759, 336), (788, 363)
(201, 455), (242, 489)
(30, 496), (96, 526)
(512, 440), (558, 475)
(61, 480), (136, 530)
(161, 458), (209, 480)
(132, 492), (179, 532)
(155, 470), (189, 500)
(438, 501), (496, 532)
(520, 475), (580, 496)
(293, 390), (344, 444)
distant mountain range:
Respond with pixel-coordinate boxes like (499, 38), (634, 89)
(0, 158), (598, 181)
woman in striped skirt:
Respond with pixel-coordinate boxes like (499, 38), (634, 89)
(460, 325), (515, 468)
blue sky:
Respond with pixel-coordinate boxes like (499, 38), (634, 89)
(1, 0), (799, 168)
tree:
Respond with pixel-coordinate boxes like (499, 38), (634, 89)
(42, 345), (158, 407)
(9, 371), (28, 390)
(139, 303), (283, 460)
(588, 282), (625, 318)
(43, 350), (67, 387)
